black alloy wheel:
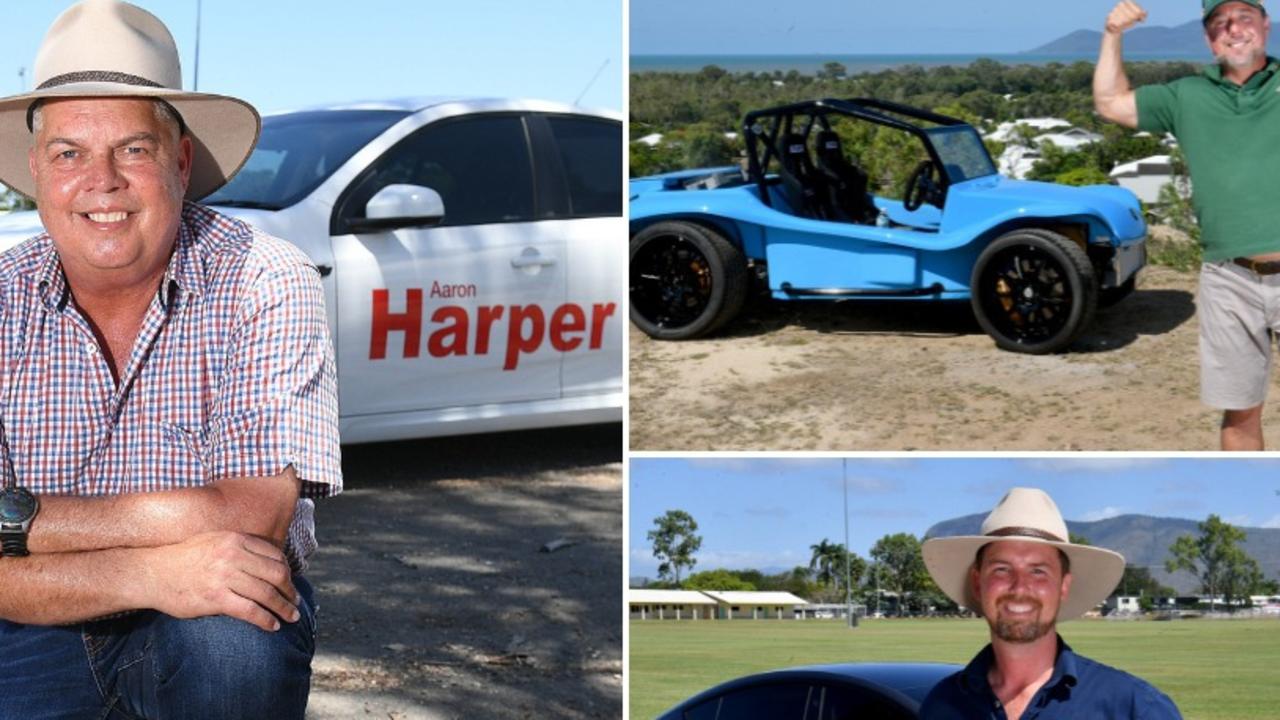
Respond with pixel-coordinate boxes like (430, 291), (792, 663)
(970, 229), (1097, 354)
(629, 221), (747, 340)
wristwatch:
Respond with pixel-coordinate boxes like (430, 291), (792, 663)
(0, 486), (38, 556)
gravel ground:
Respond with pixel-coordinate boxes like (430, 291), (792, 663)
(631, 263), (1280, 450)
(302, 423), (622, 719)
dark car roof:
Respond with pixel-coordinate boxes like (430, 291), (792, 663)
(656, 662), (960, 719)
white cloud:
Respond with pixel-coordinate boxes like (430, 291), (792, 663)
(1223, 514), (1253, 527)
(1079, 506), (1124, 522)
(628, 547), (804, 574)
(685, 458), (829, 473)
(1262, 515), (1280, 529)
(1021, 458), (1168, 473)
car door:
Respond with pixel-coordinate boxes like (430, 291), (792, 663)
(526, 113), (624, 400)
(330, 112), (565, 416)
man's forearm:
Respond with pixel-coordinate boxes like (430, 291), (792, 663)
(0, 547), (152, 624)
(29, 470), (299, 554)
(2, 531), (302, 631)
(1094, 1), (1145, 127)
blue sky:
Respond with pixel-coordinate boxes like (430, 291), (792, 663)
(631, 0), (1208, 55)
(629, 458), (1280, 579)
(0, 1), (621, 114)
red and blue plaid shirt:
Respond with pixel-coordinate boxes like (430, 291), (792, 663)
(0, 202), (342, 570)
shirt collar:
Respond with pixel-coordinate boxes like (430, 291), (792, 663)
(1203, 56), (1280, 89)
(959, 634), (1080, 696)
(32, 201), (208, 313)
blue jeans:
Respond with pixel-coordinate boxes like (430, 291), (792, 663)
(0, 576), (316, 719)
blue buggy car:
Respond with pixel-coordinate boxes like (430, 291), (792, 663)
(629, 98), (1147, 354)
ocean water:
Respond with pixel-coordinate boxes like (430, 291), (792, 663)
(631, 53), (1210, 74)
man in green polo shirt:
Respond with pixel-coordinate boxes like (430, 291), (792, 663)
(1094, 0), (1280, 450)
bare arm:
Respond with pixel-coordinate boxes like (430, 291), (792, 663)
(1094, 1), (1147, 128)
(29, 466), (300, 553)
(0, 532), (298, 629)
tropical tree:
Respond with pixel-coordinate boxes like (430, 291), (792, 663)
(648, 509), (702, 585)
(1166, 514), (1262, 611)
(869, 533), (930, 616)
(683, 569), (756, 591)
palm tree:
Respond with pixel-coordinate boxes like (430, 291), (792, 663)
(809, 539), (844, 590)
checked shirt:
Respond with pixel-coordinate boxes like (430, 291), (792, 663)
(0, 202), (342, 570)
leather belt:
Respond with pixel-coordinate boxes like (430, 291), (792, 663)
(1232, 257), (1280, 275)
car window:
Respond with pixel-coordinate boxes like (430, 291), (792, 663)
(206, 109), (409, 210)
(925, 125), (997, 183)
(816, 683), (914, 720)
(684, 682), (813, 720)
(341, 113), (536, 227)
(544, 115), (621, 217)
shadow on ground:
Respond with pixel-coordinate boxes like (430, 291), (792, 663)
(305, 423), (622, 719)
(715, 288), (1196, 353)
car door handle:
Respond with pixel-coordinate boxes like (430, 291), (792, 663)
(510, 256), (557, 269)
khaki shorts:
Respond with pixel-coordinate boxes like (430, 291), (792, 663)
(1199, 260), (1280, 409)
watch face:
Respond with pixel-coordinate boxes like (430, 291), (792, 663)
(0, 489), (37, 523)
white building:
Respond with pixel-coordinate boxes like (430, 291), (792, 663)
(634, 133), (663, 147)
(628, 589), (717, 620)
(1105, 595), (1143, 615)
(984, 117), (1072, 143)
(700, 591), (810, 620)
(1110, 154), (1185, 205)
(1035, 127), (1103, 151)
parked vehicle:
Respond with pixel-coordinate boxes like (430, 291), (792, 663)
(655, 662), (960, 719)
(629, 98), (1146, 354)
(0, 97), (623, 442)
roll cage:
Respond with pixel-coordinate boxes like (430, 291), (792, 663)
(742, 98), (989, 213)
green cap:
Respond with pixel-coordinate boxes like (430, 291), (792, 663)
(1203, 0), (1267, 21)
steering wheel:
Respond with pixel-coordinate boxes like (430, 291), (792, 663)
(903, 160), (943, 212)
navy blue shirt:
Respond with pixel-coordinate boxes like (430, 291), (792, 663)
(920, 636), (1182, 719)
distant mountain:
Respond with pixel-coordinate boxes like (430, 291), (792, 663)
(924, 513), (1280, 595)
(1025, 19), (1278, 56)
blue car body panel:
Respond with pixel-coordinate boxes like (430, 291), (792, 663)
(630, 166), (1147, 302)
(653, 662), (962, 720)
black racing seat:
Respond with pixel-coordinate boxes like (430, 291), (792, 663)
(775, 132), (830, 219)
(813, 130), (878, 224)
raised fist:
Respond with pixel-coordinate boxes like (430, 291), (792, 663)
(1106, 0), (1148, 34)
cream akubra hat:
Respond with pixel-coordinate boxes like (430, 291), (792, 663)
(921, 487), (1126, 621)
(0, 0), (260, 201)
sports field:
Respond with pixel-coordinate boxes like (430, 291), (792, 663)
(629, 617), (1279, 719)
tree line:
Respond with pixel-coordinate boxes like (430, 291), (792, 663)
(644, 509), (1280, 614)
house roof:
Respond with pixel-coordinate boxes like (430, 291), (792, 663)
(700, 591), (810, 605)
(628, 589), (717, 605)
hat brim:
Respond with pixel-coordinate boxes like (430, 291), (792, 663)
(0, 83), (260, 201)
(922, 535), (1126, 621)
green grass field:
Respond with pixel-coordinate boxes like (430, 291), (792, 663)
(629, 617), (1280, 719)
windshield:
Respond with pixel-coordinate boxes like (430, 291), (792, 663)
(925, 125), (997, 183)
(205, 109), (411, 210)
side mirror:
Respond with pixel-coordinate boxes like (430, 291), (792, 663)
(346, 184), (445, 233)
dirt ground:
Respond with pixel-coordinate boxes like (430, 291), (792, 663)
(302, 424), (622, 719)
(630, 264), (1280, 450)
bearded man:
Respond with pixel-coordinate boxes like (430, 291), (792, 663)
(917, 488), (1181, 719)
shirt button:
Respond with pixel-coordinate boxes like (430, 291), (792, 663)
(84, 342), (97, 355)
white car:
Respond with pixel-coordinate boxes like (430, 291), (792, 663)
(0, 97), (623, 443)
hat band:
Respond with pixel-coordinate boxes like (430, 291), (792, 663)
(986, 526), (1065, 543)
(36, 70), (164, 91)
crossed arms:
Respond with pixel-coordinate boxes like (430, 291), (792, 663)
(0, 470), (303, 632)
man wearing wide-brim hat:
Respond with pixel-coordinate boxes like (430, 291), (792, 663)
(1095, 0), (1280, 451)
(918, 488), (1181, 719)
(0, 1), (340, 717)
